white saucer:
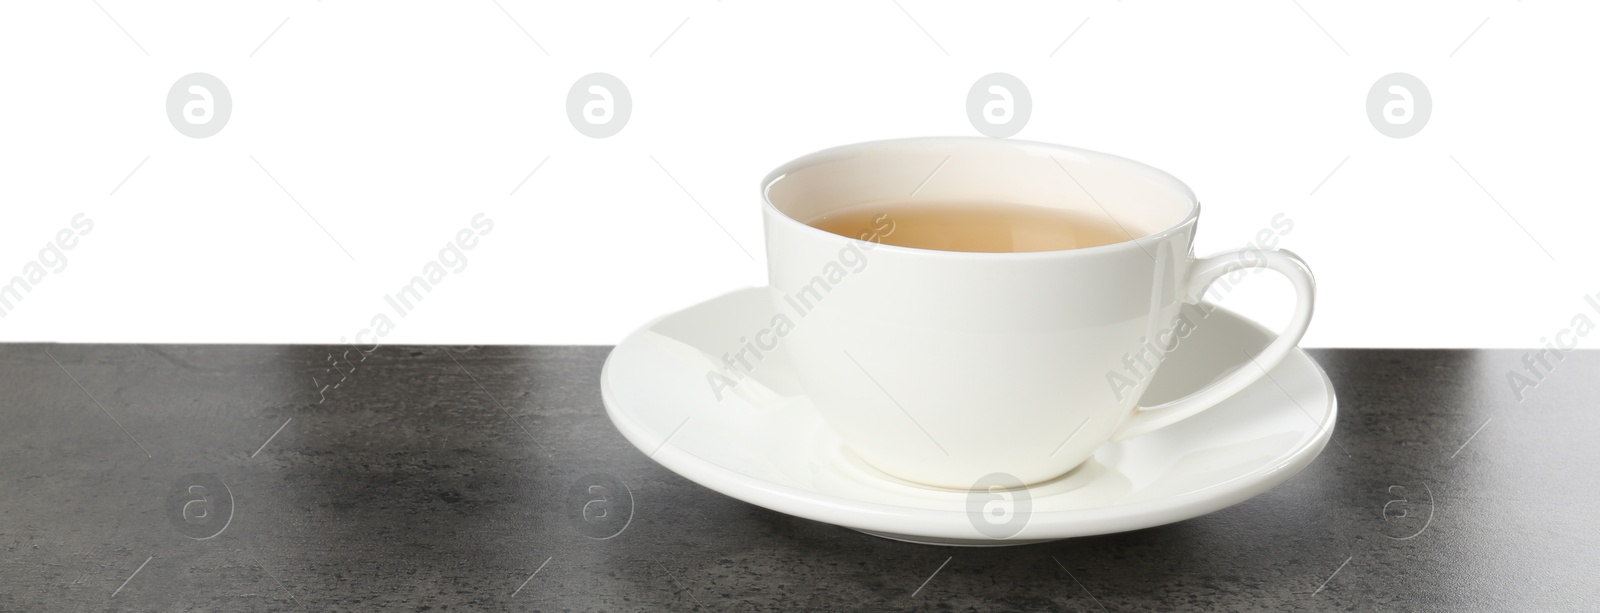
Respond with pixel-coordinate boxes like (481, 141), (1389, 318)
(601, 287), (1337, 546)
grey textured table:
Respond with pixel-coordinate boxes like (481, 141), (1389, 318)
(1, 345), (1595, 612)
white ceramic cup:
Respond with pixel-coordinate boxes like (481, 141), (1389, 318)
(760, 137), (1315, 490)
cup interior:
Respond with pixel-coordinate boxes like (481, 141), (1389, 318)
(763, 138), (1197, 250)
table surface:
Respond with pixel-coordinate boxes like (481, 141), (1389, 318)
(1, 344), (1595, 612)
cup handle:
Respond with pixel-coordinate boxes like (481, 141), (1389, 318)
(1108, 248), (1316, 442)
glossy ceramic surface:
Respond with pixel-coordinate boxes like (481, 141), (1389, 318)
(758, 138), (1316, 487)
(601, 287), (1336, 546)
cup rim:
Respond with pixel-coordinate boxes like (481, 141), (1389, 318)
(761, 136), (1200, 259)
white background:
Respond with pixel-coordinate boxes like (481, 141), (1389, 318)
(1, 0), (1595, 348)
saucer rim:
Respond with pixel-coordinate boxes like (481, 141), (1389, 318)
(601, 286), (1337, 543)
